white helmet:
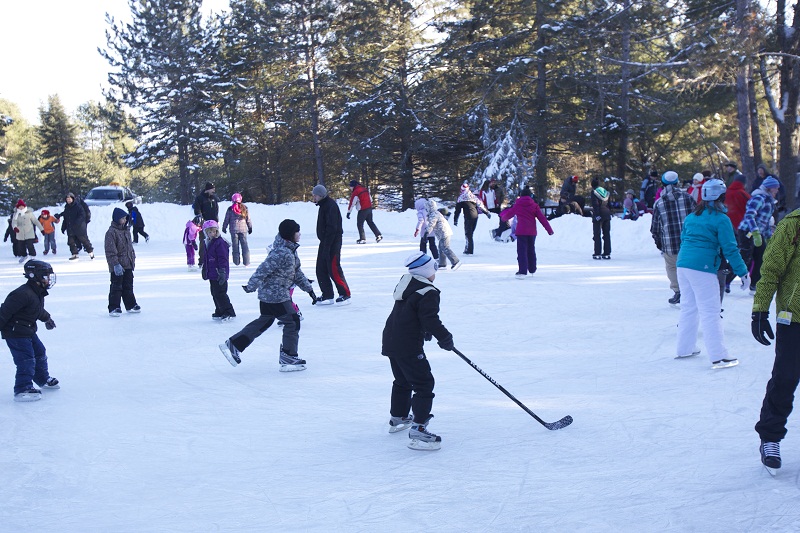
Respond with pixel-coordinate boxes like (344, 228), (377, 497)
(701, 179), (726, 201)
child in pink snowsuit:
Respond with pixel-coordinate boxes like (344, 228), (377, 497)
(183, 216), (202, 269)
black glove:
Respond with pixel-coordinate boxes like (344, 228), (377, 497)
(437, 334), (454, 351)
(217, 269), (227, 286)
(307, 279), (314, 285)
(193, 241), (198, 251)
(248, 227), (252, 234)
(61, 227), (67, 234)
(346, 212), (351, 219)
(222, 228), (227, 233)
(44, 318), (56, 330)
(485, 212), (491, 219)
(309, 290), (318, 304)
(242, 285), (256, 293)
(424, 332), (433, 342)
(751, 311), (775, 346)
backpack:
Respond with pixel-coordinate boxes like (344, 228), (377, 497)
(79, 198), (91, 223)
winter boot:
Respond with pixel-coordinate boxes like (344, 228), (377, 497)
(668, 292), (681, 305)
(42, 377), (60, 389)
(408, 415), (442, 451)
(14, 388), (42, 402)
(760, 441), (781, 474)
(388, 415), (413, 433)
(335, 295), (351, 305)
(219, 339), (241, 367)
(279, 346), (306, 372)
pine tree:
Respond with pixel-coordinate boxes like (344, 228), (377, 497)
(38, 95), (82, 198)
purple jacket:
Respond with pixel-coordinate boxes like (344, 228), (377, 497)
(500, 196), (553, 236)
(203, 236), (230, 281)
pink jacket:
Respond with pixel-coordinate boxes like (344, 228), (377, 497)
(500, 196), (553, 236)
(183, 220), (201, 245)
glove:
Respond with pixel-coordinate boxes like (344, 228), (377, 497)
(437, 334), (454, 351)
(752, 230), (763, 247)
(346, 212), (351, 219)
(307, 279), (314, 284)
(217, 269), (227, 286)
(751, 311), (775, 346)
(193, 241), (198, 251)
(424, 332), (432, 342)
(61, 227), (66, 234)
(485, 213), (491, 219)
(248, 227), (252, 234)
(414, 229), (419, 237)
(222, 228), (227, 233)
(309, 290), (318, 304)
(454, 220), (458, 227)
(113, 264), (124, 276)
(44, 318), (56, 330)
(740, 273), (750, 292)
(13, 227), (18, 233)
(242, 285), (256, 293)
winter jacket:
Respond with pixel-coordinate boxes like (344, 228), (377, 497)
(739, 188), (776, 239)
(38, 214), (58, 235)
(560, 178), (576, 201)
(454, 190), (488, 224)
(724, 180), (751, 229)
(203, 236), (230, 282)
(347, 184), (373, 213)
(677, 208), (747, 276)
(640, 177), (657, 206)
(192, 191), (220, 222)
(222, 205), (252, 235)
(59, 200), (88, 237)
(425, 202), (453, 239)
(0, 280), (51, 339)
(127, 206), (145, 229)
(245, 234), (314, 304)
(381, 274), (452, 358)
(753, 209), (800, 321)
(591, 189), (612, 221)
(104, 220), (136, 272)
(12, 207), (43, 241)
(650, 184), (696, 255)
(315, 195), (343, 249)
(183, 220), (201, 246)
(415, 198), (429, 235)
(500, 196), (553, 236)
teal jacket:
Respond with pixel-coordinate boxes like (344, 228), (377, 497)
(676, 208), (747, 276)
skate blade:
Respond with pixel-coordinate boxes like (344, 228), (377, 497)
(218, 344), (240, 367)
(764, 464), (778, 477)
(675, 351), (700, 359)
(389, 423), (411, 434)
(280, 364), (306, 372)
(13, 394), (42, 402)
(408, 439), (441, 451)
(711, 360), (739, 369)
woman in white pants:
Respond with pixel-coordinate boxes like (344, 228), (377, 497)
(675, 179), (749, 368)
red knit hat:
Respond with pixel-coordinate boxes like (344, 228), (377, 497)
(41, 209), (50, 216)
(571, 175), (579, 183)
(16, 199), (26, 208)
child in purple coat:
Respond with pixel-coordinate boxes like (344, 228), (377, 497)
(500, 187), (554, 279)
(201, 220), (235, 321)
(183, 216), (202, 270)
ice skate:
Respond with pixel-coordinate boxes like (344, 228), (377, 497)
(41, 377), (60, 390)
(711, 358), (739, 369)
(675, 350), (700, 359)
(760, 441), (781, 476)
(668, 292), (680, 305)
(408, 415), (441, 451)
(14, 388), (42, 402)
(335, 295), (351, 306)
(219, 339), (241, 367)
(109, 308), (122, 317)
(388, 415), (413, 433)
(279, 346), (306, 372)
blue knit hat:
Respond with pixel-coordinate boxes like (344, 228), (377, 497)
(762, 177), (780, 190)
(405, 251), (437, 278)
(112, 207), (128, 223)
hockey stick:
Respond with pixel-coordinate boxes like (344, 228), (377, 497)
(453, 348), (573, 430)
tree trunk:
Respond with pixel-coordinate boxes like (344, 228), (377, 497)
(748, 64), (763, 168)
(533, 0), (549, 201)
(615, 0), (631, 182)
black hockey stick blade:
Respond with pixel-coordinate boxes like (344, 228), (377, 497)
(453, 348), (573, 430)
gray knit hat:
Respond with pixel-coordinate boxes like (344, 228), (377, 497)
(312, 184), (327, 198)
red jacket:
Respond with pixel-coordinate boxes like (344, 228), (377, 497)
(500, 196), (553, 236)
(725, 180), (751, 229)
(348, 185), (372, 212)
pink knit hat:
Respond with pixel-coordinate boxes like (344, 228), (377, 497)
(232, 193), (242, 203)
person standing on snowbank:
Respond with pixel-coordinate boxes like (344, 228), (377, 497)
(312, 184), (351, 305)
(219, 219), (318, 372)
(346, 180), (383, 244)
(675, 179), (748, 368)
(500, 187), (553, 278)
(382, 252), (454, 451)
(650, 171), (696, 305)
(104, 208), (140, 317)
(0, 260), (59, 402)
(751, 208), (800, 474)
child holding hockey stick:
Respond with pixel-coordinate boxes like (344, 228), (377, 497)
(382, 252), (455, 450)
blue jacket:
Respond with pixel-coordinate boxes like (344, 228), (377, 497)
(677, 208), (747, 276)
(738, 189), (776, 238)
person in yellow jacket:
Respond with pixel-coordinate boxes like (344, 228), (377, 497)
(752, 208), (800, 474)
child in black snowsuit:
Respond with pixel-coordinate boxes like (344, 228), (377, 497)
(382, 252), (454, 451)
(0, 260), (59, 401)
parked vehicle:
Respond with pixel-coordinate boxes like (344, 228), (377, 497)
(84, 185), (141, 206)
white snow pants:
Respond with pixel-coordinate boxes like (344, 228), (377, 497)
(676, 267), (729, 362)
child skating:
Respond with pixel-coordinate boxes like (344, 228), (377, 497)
(202, 220), (235, 321)
(183, 216), (202, 270)
(219, 219), (318, 372)
(382, 252), (455, 450)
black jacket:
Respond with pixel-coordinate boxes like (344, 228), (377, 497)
(382, 274), (452, 358)
(193, 192), (220, 222)
(0, 281), (51, 339)
(591, 190), (613, 221)
(315, 196), (343, 249)
(59, 201), (88, 237)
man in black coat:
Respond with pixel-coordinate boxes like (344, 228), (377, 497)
(58, 193), (94, 260)
(312, 184), (350, 305)
(192, 182), (220, 267)
(0, 260), (59, 401)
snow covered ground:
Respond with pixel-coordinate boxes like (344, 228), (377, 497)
(0, 199), (797, 532)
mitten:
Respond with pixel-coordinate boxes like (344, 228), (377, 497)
(242, 285), (256, 293)
(248, 227), (252, 234)
(485, 213), (491, 219)
(752, 230), (763, 247)
(437, 333), (454, 351)
(424, 332), (432, 341)
(113, 264), (124, 276)
(751, 311), (775, 346)
(193, 241), (198, 251)
(13, 227), (18, 233)
(414, 229), (419, 237)
(309, 290), (318, 305)
(44, 318), (56, 330)
(346, 212), (351, 219)
(740, 273), (750, 291)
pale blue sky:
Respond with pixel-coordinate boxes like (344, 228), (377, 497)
(0, 0), (228, 124)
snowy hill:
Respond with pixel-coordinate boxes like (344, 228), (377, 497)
(0, 200), (796, 531)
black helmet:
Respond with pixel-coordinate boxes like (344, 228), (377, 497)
(23, 259), (56, 289)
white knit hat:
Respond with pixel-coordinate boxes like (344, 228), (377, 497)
(405, 252), (437, 279)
